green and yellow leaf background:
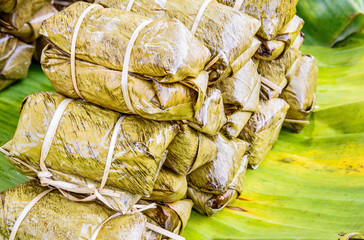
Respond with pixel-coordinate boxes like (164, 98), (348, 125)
(0, 0), (363, 239)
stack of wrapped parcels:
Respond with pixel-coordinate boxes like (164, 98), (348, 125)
(0, 0), (59, 90)
(0, 0), (94, 91)
(0, 0), (318, 239)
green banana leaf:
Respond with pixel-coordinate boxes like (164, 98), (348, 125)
(182, 43), (364, 239)
(297, 0), (364, 47)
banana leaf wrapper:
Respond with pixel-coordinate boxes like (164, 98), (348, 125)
(96, 0), (261, 82)
(52, 0), (94, 10)
(41, 44), (208, 121)
(222, 37), (261, 79)
(0, 3), (58, 43)
(40, 3), (210, 121)
(187, 87), (227, 136)
(258, 46), (302, 85)
(164, 124), (217, 175)
(239, 98), (290, 169)
(0, 0), (23, 13)
(33, 36), (48, 61)
(188, 133), (249, 194)
(281, 55), (318, 132)
(140, 199), (193, 239)
(0, 33), (34, 91)
(1, 91), (179, 212)
(0, 0), (50, 30)
(143, 167), (187, 203)
(0, 181), (148, 240)
(187, 155), (248, 216)
(259, 32), (305, 101)
(0, 181), (193, 240)
(214, 59), (261, 138)
(255, 15), (304, 61)
(40, 2), (210, 83)
(218, 0), (299, 41)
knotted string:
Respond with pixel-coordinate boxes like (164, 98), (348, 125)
(9, 188), (183, 240)
(9, 189), (184, 240)
(90, 203), (157, 240)
(36, 98), (125, 211)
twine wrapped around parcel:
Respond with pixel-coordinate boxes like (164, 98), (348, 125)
(0, 98), (127, 211)
(1, 91), (179, 214)
(41, 2), (210, 121)
(95, 0), (261, 82)
(8, 188), (184, 240)
(70, 3), (151, 114)
(217, 0), (299, 41)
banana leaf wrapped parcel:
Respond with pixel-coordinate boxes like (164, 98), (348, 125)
(258, 34), (303, 101)
(0, 91), (179, 213)
(281, 55), (318, 132)
(0, 33), (34, 91)
(239, 98), (290, 169)
(254, 15), (304, 61)
(0, 0), (22, 13)
(258, 41), (302, 86)
(214, 59), (261, 138)
(40, 2), (210, 121)
(96, 0), (261, 82)
(139, 199), (193, 239)
(0, 3), (58, 43)
(187, 155), (248, 216)
(52, 0), (94, 10)
(224, 37), (261, 81)
(0, 181), (193, 239)
(188, 133), (249, 194)
(164, 124), (218, 175)
(187, 88), (227, 136)
(144, 167), (187, 203)
(218, 0), (299, 41)
(0, 0), (50, 29)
